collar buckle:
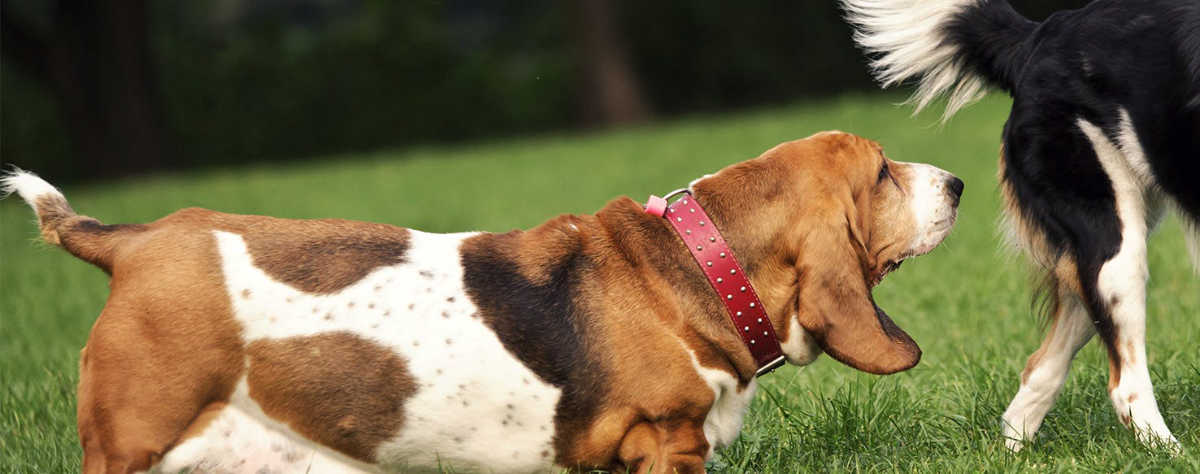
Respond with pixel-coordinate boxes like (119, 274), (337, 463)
(755, 355), (787, 378)
(645, 188), (691, 218)
(661, 188), (691, 201)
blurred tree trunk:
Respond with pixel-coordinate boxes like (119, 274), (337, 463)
(571, 0), (649, 126)
(2, 0), (166, 177)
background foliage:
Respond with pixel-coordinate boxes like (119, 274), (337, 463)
(3, 0), (1086, 182)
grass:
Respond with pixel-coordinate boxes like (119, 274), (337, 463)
(2, 92), (1198, 472)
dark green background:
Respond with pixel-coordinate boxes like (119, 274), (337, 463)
(2, 0), (1085, 182)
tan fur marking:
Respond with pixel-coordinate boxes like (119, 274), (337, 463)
(1020, 257), (1084, 385)
(998, 148), (1062, 271)
(1109, 355), (1123, 392)
(245, 332), (417, 463)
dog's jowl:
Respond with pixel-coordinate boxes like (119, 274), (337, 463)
(4, 131), (961, 473)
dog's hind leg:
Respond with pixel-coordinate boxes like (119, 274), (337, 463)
(1001, 268), (1094, 451)
(1089, 216), (1178, 450)
(1077, 117), (1179, 451)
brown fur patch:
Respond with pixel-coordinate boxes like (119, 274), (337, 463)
(246, 332), (416, 462)
(240, 219), (410, 294)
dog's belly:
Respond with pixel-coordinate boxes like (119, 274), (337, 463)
(156, 405), (372, 473)
(198, 230), (563, 472)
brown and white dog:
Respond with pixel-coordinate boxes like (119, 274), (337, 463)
(4, 131), (961, 473)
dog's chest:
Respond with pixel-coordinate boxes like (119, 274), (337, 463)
(209, 230), (563, 472)
(678, 343), (757, 458)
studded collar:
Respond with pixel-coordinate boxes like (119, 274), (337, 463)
(645, 189), (786, 377)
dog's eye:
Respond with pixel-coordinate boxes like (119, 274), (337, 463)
(877, 162), (889, 182)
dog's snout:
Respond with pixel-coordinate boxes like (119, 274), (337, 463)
(946, 176), (964, 201)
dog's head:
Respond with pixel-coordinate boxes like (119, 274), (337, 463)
(691, 131), (961, 374)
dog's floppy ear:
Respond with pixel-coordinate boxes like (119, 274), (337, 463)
(793, 211), (921, 375)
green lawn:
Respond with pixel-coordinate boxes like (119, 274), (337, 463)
(2, 93), (1197, 472)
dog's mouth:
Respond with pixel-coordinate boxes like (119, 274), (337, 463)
(873, 210), (959, 288)
(869, 257), (907, 288)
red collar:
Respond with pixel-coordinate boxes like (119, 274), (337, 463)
(645, 189), (786, 377)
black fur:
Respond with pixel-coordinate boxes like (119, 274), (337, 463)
(944, 0), (1199, 359)
(459, 231), (606, 462)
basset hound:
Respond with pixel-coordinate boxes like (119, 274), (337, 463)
(3, 130), (962, 473)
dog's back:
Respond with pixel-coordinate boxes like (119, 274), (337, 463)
(1019, 1), (1200, 207)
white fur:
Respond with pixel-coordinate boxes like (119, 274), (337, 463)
(780, 315), (822, 366)
(673, 337), (756, 460)
(160, 230), (564, 473)
(155, 403), (371, 474)
(688, 174), (714, 193)
(676, 316), (822, 460)
(1078, 114), (1178, 450)
(842, 0), (988, 120)
(0, 168), (64, 207)
(904, 161), (959, 256)
(1001, 293), (1094, 451)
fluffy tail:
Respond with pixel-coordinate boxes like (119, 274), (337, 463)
(2, 168), (130, 273)
(842, 0), (1038, 120)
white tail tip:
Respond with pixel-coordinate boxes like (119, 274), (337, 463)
(1, 168), (64, 206)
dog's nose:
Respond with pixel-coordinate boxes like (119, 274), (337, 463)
(947, 177), (964, 197)
(946, 176), (964, 203)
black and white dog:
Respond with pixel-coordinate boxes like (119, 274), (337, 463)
(842, 0), (1199, 451)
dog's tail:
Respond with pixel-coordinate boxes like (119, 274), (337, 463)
(2, 168), (136, 273)
(842, 0), (1037, 120)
